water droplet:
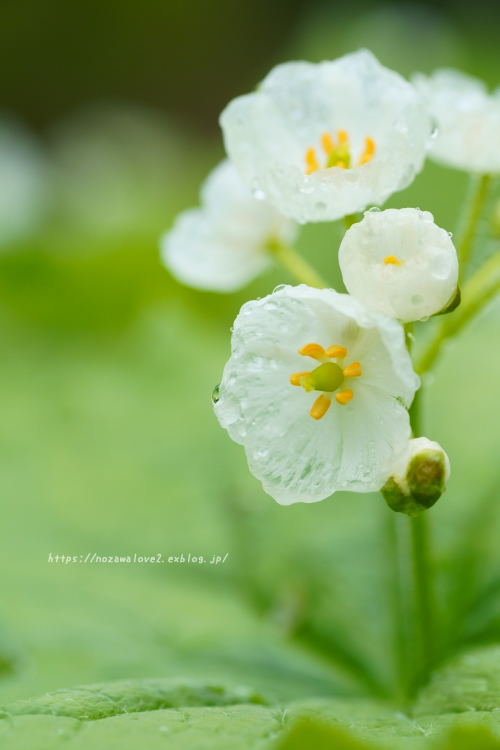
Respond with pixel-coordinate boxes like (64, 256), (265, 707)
(252, 188), (266, 200)
(264, 300), (278, 311)
(300, 179), (314, 194)
(237, 424), (247, 438)
(430, 125), (439, 139)
(420, 315), (430, 322)
(230, 326), (234, 333)
(211, 384), (220, 404)
(320, 177), (331, 189)
(411, 294), (424, 305)
(247, 356), (264, 372)
(368, 206), (381, 212)
(273, 284), (286, 293)
(315, 201), (327, 211)
(448, 231), (453, 238)
(415, 207), (420, 211)
(243, 306), (252, 315)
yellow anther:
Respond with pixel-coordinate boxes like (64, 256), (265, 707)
(337, 129), (349, 145)
(335, 389), (353, 406)
(298, 343), (325, 360)
(290, 371), (311, 386)
(325, 345), (347, 359)
(321, 132), (335, 155)
(305, 147), (320, 175)
(334, 161), (347, 169)
(384, 255), (403, 265)
(343, 362), (362, 378)
(360, 136), (375, 165)
(310, 394), (331, 420)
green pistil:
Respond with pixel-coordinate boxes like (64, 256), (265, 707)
(326, 145), (351, 169)
(301, 362), (344, 393)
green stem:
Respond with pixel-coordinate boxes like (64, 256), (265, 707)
(416, 248), (500, 375)
(457, 174), (491, 279)
(410, 513), (435, 692)
(269, 241), (330, 289)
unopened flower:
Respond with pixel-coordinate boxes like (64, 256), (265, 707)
(381, 437), (450, 516)
(339, 208), (459, 323)
(214, 285), (419, 505)
(220, 50), (430, 223)
(160, 160), (297, 292)
(413, 69), (500, 174)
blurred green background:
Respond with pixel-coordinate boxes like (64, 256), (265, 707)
(1, 0), (500, 711)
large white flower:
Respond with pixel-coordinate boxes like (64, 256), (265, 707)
(214, 285), (419, 505)
(413, 69), (500, 173)
(339, 208), (459, 323)
(219, 50), (430, 224)
(160, 160), (297, 292)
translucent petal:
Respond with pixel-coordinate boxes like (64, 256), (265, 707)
(215, 285), (418, 504)
(339, 208), (459, 323)
(220, 50), (430, 223)
(413, 69), (500, 173)
(160, 160), (297, 292)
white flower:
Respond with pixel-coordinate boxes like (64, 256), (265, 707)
(338, 208), (459, 323)
(413, 69), (500, 173)
(219, 50), (430, 224)
(388, 437), (450, 495)
(160, 160), (297, 292)
(0, 119), (49, 248)
(214, 285), (419, 505)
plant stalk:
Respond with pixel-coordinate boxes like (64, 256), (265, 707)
(457, 174), (491, 279)
(269, 241), (330, 289)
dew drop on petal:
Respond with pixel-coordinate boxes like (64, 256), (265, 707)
(420, 315), (430, 322)
(412, 294), (424, 305)
(264, 301), (278, 311)
(273, 284), (286, 293)
(430, 124), (439, 139)
(252, 189), (266, 200)
(368, 206), (381, 212)
(211, 384), (221, 404)
(448, 231), (453, 238)
(315, 201), (327, 211)
(300, 179), (314, 195)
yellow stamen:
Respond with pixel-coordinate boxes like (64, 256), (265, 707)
(305, 147), (320, 175)
(334, 161), (347, 169)
(360, 136), (375, 165)
(298, 343), (325, 360)
(321, 132), (335, 155)
(337, 129), (349, 145)
(343, 362), (362, 378)
(384, 255), (403, 266)
(290, 371), (311, 386)
(335, 389), (353, 406)
(310, 394), (331, 420)
(325, 345), (347, 359)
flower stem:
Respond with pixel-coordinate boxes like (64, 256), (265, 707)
(457, 174), (491, 279)
(410, 513), (435, 692)
(416, 247), (500, 375)
(269, 241), (330, 289)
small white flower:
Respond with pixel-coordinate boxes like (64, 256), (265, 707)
(160, 160), (297, 292)
(339, 208), (459, 323)
(0, 119), (49, 248)
(219, 50), (430, 223)
(388, 437), (450, 495)
(214, 285), (419, 505)
(413, 69), (500, 173)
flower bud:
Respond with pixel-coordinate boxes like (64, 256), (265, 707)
(382, 438), (450, 517)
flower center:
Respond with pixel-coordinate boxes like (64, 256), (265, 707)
(305, 130), (375, 175)
(290, 342), (362, 420)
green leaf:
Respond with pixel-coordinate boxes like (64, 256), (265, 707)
(275, 718), (372, 749)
